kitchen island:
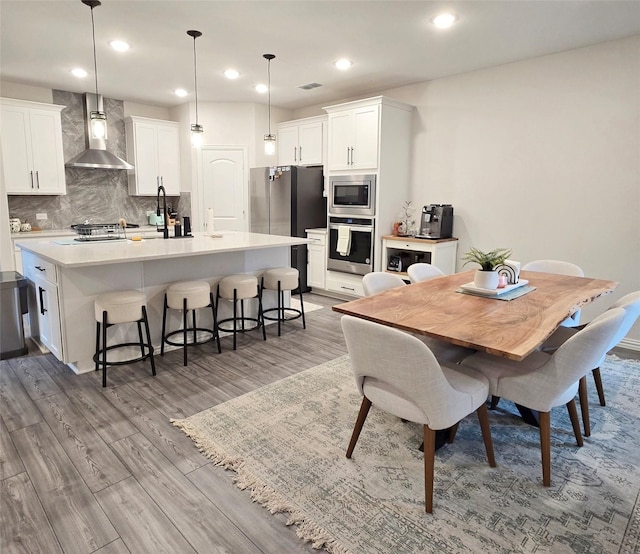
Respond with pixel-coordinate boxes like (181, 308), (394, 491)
(16, 232), (308, 374)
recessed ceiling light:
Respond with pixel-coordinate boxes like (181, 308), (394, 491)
(71, 67), (88, 78)
(174, 88), (188, 97)
(110, 40), (130, 52)
(224, 69), (240, 80)
(255, 83), (268, 94)
(431, 13), (457, 29)
(334, 58), (353, 70)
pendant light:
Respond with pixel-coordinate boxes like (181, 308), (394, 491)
(82, 0), (107, 140)
(187, 30), (204, 148)
(263, 54), (276, 156)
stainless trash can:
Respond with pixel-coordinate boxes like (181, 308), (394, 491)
(0, 271), (29, 360)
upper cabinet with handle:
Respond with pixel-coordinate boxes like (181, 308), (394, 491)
(125, 116), (181, 196)
(277, 116), (326, 166)
(324, 96), (413, 173)
(1, 98), (67, 195)
(326, 104), (379, 171)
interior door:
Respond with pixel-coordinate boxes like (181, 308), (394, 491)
(201, 147), (247, 232)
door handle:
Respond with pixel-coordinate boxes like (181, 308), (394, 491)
(35, 265), (46, 272)
(294, 147), (297, 162)
(38, 286), (47, 315)
(299, 146), (302, 162)
(35, 170), (40, 189)
(30, 170), (35, 189)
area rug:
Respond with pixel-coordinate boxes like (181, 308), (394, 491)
(173, 355), (640, 554)
(291, 297), (323, 313)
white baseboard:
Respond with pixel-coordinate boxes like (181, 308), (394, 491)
(619, 337), (640, 352)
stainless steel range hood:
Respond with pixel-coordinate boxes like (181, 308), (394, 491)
(65, 93), (133, 170)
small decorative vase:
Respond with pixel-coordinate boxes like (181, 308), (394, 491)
(474, 269), (499, 290)
(9, 218), (21, 233)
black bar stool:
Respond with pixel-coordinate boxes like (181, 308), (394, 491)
(261, 267), (305, 336)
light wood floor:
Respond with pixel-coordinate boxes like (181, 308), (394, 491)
(2, 292), (639, 553)
(1, 293), (346, 554)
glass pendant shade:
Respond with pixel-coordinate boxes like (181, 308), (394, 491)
(264, 133), (276, 156)
(191, 123), (204, 148)
(90, 110), (107, 139)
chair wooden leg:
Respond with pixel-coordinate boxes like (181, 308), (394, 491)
(539, 411), (551, 487)
(446, 423), (458, 444)
(490, 395), (501, 409)
(476, 404), (496, 467)
(578, 376), (591, 437)
(346, 397), (372, 458)
(592, 367), (606, 406)
(423, 425), (436, 513)
(566, 399), (583, 447)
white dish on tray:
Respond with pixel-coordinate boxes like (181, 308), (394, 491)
(460, 279), (529, 296)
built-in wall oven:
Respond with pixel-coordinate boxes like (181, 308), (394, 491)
(327, 216), (374, 276)
(329, 174), (376, 216)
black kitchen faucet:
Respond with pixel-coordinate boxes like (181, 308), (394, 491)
(156, 183), (169, 239)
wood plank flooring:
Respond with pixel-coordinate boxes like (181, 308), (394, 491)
(2, 292), (639, 553)
(1, 293), (346, 553)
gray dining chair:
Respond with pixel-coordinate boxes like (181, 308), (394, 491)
(406, 263), (445, 284)
(521, 259), (584, 327)
(540, 291), (640, 435)
(341, 315), (496, 513)
(460, 307), (626, 487)
(362, 271), (406, 296)
(362, 270), (473, 364)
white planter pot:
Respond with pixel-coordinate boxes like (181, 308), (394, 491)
(474, 269), (499, 290)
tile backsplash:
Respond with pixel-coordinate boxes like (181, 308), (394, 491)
(7, 89), (189, 230)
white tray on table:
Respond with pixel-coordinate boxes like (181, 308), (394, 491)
(459, 279), (529, 297)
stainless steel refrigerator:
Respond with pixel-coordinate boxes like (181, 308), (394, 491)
(250, 166), (326, 292)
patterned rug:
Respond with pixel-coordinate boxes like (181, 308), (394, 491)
(173, 355), (640, 554)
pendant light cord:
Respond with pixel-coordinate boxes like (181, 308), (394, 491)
(193, 36), (199, 125)
(90, 5), (99, 98)
(267, 58), (271, 136)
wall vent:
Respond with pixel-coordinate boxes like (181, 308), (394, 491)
(298, 82), (323, 90)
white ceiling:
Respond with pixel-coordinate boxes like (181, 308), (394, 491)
(1, 1), (639, 111)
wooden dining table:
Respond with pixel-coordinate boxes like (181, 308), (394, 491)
(332, 270), (618, 361)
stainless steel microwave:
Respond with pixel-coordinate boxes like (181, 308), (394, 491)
(328, 174), (376, 216)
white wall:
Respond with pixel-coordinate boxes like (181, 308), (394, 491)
(390, 37), (640, 343)
(293, 36), (640, 345)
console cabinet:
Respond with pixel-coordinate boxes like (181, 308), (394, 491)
(381, 235), (459, 277)
(1, 98), (66, 195)
(277, 116), (326, 166)
(125, 116), (180, 196)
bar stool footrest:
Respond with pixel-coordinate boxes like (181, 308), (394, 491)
(217, 317), (262, 333)
(262, 307), (302, 322)
(163, 328), (216, 347)
(93, 342), (154, 367)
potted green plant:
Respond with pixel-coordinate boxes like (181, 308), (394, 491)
(462, 247), (512, 289)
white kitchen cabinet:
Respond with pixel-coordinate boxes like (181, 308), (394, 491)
(306, 229), (327, 289)
(125, 116), (181, 196)
(326, 104), (379, 171)
(381, 235), (459, 276)
(325, 270), (364, 298)
(22, 251), (63, 360)
(324, 96), (414, 273)
(1, 98), (66, 195)
(277, 116), (325, 166)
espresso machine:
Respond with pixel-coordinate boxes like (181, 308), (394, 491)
(416, 204), (454, 239)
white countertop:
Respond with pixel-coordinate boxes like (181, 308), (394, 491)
(15, 231), (309, 268)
